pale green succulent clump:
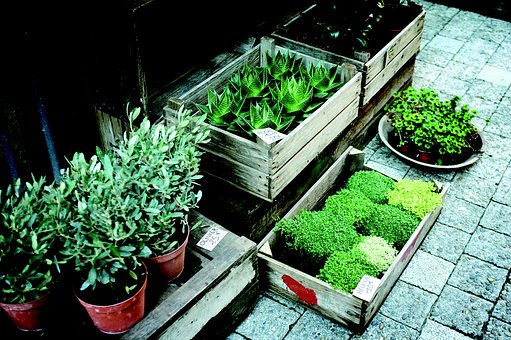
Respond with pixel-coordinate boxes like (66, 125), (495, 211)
(387, 178), (443, 220)
(357, 236), (398, 273)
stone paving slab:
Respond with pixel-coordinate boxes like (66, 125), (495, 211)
(379, 280), (438, 330)
(283, 310), (352, 340)
(420, 222), (471, 263)
(400, 250), (454, 295)
(431, 285), (493, 337)
(484, 318), (511, 340)
(437, 195), (485, 233)
(230, 295), (302, 340)
(494, 167), (511, 206)
(492, 282), (511, 324)
(464, 79), (508, 103)
(447, 254), (507, 301)
(418, 319), (474, 340)
(480, 201), (511, 236)
(448, 171), (497, 207)
(352, 314), (419, 340)
(465, 227), (511, 269)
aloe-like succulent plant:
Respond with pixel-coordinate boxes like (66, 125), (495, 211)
(230, 65), (270, 99)
(302, 63), (343, 97)
(265, 50), (301, 80)
(196, 86), (246, 129)
(238, 100), (294, 135)
(270, 76), (314, 114)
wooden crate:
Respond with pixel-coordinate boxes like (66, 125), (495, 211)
(271, 3), (426, 106)
(164, 36), (362, 202)
(1, 212), (258, 340)
(257, 147), (449, 331)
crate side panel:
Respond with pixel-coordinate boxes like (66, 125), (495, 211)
(362, 34), (422, 106)
(271, 71), (362, 169)
(364, 10), (425, 83)
(270, 99), (359, 197)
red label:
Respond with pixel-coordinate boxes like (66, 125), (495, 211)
(282, 275), (318, 305)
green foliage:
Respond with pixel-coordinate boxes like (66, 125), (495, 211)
(385, 86), (480, 161)
(360, 203), (419, 248)
(323, 189), (375, 225)
(388, 178), (442, 219)
(55, 105), (209, 295)
(317, 249), (380, 293)
(274, 210), (360, 263)
(0, 177), (58, 304)
(345, 170), (395, 204)
(196, 48), (346, 140)
(356, 236), (397, 273)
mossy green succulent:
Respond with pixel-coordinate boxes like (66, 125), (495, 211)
(345, 170), (395, 204)
(360, 204), (419, 248)
(388, 178), (443, 219)
(357, 236), (398, 273)
(274, 209), (360, 262)
(323, 188), (375, 226)
(317, 248), (380, 294)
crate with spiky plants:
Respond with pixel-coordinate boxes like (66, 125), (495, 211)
(164, 36), (362, 201)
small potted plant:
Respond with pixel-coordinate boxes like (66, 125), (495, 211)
(0, 176), (58, 332)
(54, 104), (209, 333)
(380, 86), (485, 168)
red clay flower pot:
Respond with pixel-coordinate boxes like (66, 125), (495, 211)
(145, 226), (190, 281)
(74, 265), (148, 334)
(0, 294), (49, 331)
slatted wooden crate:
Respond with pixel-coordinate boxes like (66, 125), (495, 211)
(164, 36), (362, 202)
(271, 3), (426, 106)
(257, 146), (449, 331)
(1, 212), (258, 340)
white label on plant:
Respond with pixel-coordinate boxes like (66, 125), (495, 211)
(253, 128), (286, 144)
(197, 227), (228, 251)
(352, 275), (381, 302)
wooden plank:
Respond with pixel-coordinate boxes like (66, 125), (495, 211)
(270, 100), (359, 198)
(362, 34), (422, 105)
(121, 213), (258, 340)
(158, 257), (257, 339)
(259, 253), (363, 327)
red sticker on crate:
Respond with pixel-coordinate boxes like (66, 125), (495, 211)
(282, 275), (317, 305)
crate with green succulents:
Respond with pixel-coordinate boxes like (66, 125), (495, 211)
(257, 146), (449, 331)
(164, 36), (362, 202)
(270, 0), (426, 106)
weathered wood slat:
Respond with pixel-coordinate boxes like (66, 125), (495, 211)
(362, 34), (423, 105)
(121, 212), (258, 340)
(364, 10), (426, 83)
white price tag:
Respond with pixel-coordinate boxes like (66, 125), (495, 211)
(352, 275), (381, 302)
(253, 128), (286, 144)
(197, 227), (228, 251)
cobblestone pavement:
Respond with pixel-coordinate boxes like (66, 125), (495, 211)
(227, 1), (511, 339)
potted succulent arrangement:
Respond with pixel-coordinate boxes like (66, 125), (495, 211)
(53, 105), (209, 334)
(379, 86), (486, 169)
(257, 147), (448, 330)
(0, 176), (58, 332)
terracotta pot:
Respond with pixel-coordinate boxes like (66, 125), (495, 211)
(417, 149), (434, 163)
(74, 265), (148, 334)
(0, 294), (49, 331)
(145, 226), (190, 281)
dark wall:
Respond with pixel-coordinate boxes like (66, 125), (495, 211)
(427, 0), (511, 21)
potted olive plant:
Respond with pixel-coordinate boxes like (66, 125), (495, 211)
(53, 104), (209, 334)
(0, 176), (58, 332)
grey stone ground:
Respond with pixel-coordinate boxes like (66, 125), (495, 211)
(227, 1), (511, 339)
